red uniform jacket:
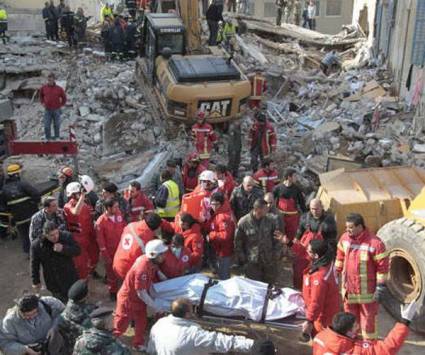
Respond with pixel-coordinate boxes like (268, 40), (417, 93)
(95, 212), (127, 263)
(208, 204), (235, 258)
(191, 123), (218, 159)
(249, 121), (277, 158)
(124, 190), (154, 222)
(218, 172), (236, 200)
(182, 162), (207, 193)
(118, 255), (158, 310)
(313, 323), (409, 355)
(112, 220), (155, 279)
(64, 198), (95, 246)
(336, 230), (389, 304)
(173, 216), (204, 268)
(159, 249), (189, 279)
(303, 263), (340, 333)
(253, 168), (279, 193)
(40, 84), (67, 110)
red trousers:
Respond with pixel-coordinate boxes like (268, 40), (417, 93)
(87, 236), (99, 272)
(293, 257), (309, 290)
(104, 261), (119, 293)
(113, 298), (147, 347)
(344, 301), (379, 340)
(73, 238), (90, 279)
(284, 214), (300, 240)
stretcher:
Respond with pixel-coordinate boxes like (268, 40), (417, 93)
(152, 274), (306, 330)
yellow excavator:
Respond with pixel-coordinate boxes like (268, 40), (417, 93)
(135, 0), (251, 124)
(317, 166), (425, 332)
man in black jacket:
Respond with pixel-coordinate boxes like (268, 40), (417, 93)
(61, 6), (76, 47)
(206, 0), (223, 46)
(31, 221), (80, 302)
(230, 176), (264, 221)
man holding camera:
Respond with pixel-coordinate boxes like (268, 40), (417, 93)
(0, 294), (65, 355)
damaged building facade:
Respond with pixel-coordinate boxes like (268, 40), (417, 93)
(353, 0), (425, 131)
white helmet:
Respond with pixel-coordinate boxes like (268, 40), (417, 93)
(79, 175), (95, 193)
(145, 239), (168, 259)
(199, 170), (217, 182)
(66, 182), (81, 197)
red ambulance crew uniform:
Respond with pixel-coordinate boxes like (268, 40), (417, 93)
(95, 211), (127, 293)
(113, 255), (158, 348)
(124, 189), (154, 222)
(253, 167), (279, 193)
(248, 120), (277, 160)
(336, 229), (389, 340)
(191, 122), (218, 160)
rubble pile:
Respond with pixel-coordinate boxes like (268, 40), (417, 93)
(225, 16), (421, 190)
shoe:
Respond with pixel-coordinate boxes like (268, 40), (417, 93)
(109, 292), (117, 301)
(132, 345), (147, 352)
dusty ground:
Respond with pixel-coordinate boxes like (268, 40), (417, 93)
(1, 238), (425, 354)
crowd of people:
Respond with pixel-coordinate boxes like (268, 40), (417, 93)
(0, 96), (418, 353)
(42, 0), (91, 47)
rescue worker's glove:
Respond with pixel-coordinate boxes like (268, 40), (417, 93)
(400, 300), (419, 325)
(373, 284), (387, 303)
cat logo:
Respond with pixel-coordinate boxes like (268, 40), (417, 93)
(198, 99), (232, 118)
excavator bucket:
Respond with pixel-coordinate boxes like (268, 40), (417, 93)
(317, 166), (425, 235)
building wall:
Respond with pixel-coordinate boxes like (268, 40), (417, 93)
(352, 0), (376, 45)
(251, 0), (353, 34)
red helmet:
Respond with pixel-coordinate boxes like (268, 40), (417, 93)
(197, 110), (206, 119)
(61, 166), (73, 177)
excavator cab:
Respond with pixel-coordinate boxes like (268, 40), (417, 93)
(141, 13), (185, 83)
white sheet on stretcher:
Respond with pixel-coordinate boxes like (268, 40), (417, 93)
(151, 274), (305, 322)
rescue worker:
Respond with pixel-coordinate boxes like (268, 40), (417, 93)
(217, 16), (236, 51)
(159, 232), (188, 279)
(61, 6), (76, 47)
(208, 191), (235, 280)
(249, 111), (277, 172)
(112, 213), (162, 279)
(31, 221), (80, 302)
(191, 111), (218, 162)
(182, 153), (207, 193)
(58, 166), (74, 208)
(273, 167), (306, 240)
(276, 0), (288, 26)
(3, 163), (40, 254)
(248, 69), (267, 110)
(215, 164), (235, 199)
(313, 301), (419, 354)
(253, 158), (279, 193)
(290, 198), (336, 289)
(74, 8), (90, 44)
(234, 199), (281, 284)
(125, 181), (154, 222)
(0, 7), (9, 44)
(300, 239), (340, 338)
(110, 17), (125, 61)
(206, 0), (223, 46)
(155, 170), (180, 221)
(335, 213), (389, 340)
(74, 307), (131, 355)
(101, 3), (113, 22)
(150, 159), (184, 197)
(49, 0), (60, 40)
(58, 280), (97, 354)
(113, 239), (168, 352)
(175, 212), (204, 272)
(230, 176), (264, 221)
(227, 120), (242, 177)
(170, 234), (191, 274)
(63, 180), (95, 279)
(1, 294), (65, 355)
(101, 15), (113, 58)
(125, 18), (138, 58)
(95, 198), (127, 300)
(321, 50), (341, 76)
(147, 298), (255, 354)
(95, 181), (129, 222)
(29, 196), (65, 241)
